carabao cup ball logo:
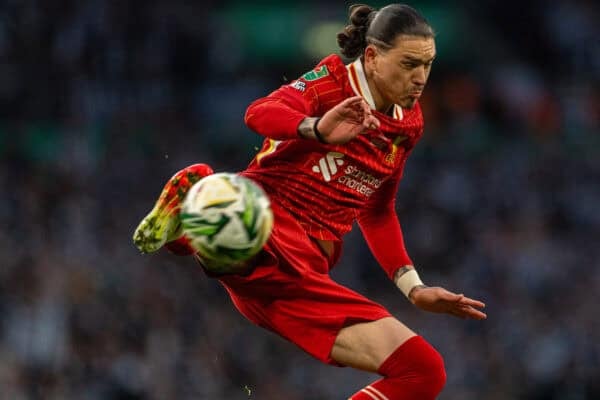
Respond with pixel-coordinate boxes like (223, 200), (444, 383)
(180, 173), (273, 267)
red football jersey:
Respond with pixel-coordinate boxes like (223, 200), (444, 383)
(242, 54), (424, 279)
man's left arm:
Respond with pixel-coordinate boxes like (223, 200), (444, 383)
(357, 164), (414, 282)
(357, 156), (487, 320)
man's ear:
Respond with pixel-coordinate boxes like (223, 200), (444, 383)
(363, 45), (378, 71)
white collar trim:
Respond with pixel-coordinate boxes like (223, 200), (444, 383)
(347, 58), (376, 109)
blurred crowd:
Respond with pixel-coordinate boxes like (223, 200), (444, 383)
(0, 0), (598, 399)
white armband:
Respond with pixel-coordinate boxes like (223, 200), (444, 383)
(394, 267), (425, 298)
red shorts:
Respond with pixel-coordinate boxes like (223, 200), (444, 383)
(218, 200), (391, 366)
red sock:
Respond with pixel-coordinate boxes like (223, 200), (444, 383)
(349, 336), (446, 400)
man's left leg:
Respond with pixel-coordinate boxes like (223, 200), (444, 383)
(332, 317), (446, 400)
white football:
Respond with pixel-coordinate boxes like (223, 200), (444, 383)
(180, 173), (273, 271)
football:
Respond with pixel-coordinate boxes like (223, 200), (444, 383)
(180, 173), (273, 271)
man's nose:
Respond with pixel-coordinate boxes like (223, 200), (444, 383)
(412, 66), (426, 86)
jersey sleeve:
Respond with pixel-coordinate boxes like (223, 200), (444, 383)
(244, 63), (338, 140)
(357, 156), (413, 280)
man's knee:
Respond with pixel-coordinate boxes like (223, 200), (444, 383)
(411, 337), (446, 394)
(378, 336), (446, 397)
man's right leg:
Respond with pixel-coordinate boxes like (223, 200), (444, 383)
(132, 163), (213, 254)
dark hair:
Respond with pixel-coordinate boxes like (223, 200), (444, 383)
(337, 3), (435, 59)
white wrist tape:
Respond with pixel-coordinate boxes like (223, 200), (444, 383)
(394, 269), (424, 298)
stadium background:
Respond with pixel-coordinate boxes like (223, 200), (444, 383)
(0, 0), (598, 399)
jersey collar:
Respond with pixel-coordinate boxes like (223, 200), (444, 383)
(346, 58), (404, 120)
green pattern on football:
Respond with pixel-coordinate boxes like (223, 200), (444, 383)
(179, 173), (273, 271)
(179, 213), (230, 240)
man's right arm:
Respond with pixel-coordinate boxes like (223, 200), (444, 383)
(244, 67), (328, 141)
(244, 62), (379, 144)
(244, 88), (318, 141)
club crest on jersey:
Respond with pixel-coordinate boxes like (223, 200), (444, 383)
(302, 65), (329, 81)
(384, 137), (408, 165)
(384, 145), (398, 164)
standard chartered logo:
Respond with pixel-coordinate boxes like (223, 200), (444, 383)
(312, 152), (345, 182)
(311, 152), (382, 197)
